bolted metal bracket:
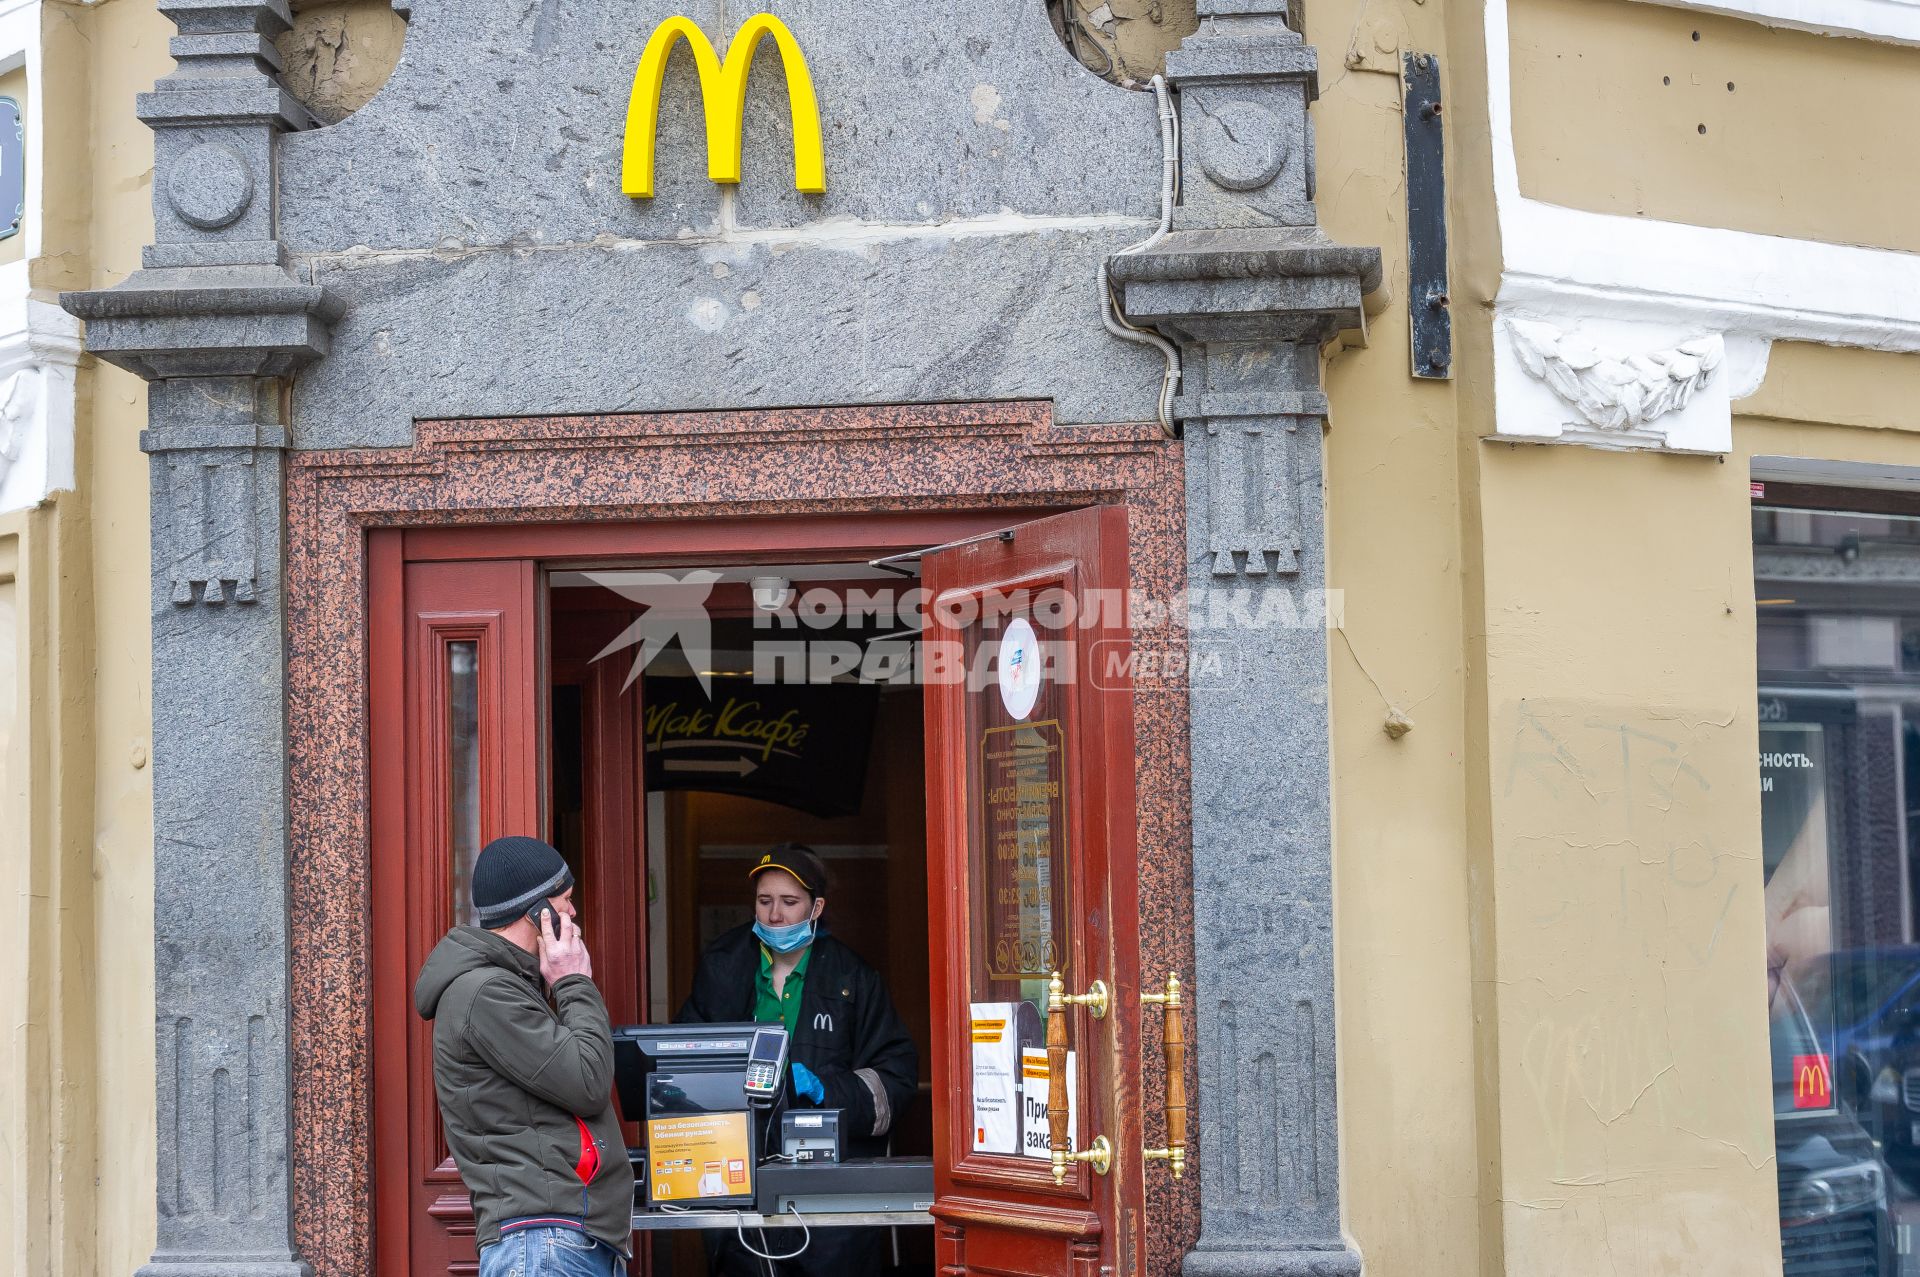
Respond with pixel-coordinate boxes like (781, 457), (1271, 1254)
(1403, 52), (1451, 380)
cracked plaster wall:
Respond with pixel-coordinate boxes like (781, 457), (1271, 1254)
(277, 0), (407, 126)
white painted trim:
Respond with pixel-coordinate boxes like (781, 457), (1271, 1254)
(0, 276), (81, 515)
(1627, 0), (1920, 46)
(1487, 0), (1920, 353)
(1484, 0), (1920, 451)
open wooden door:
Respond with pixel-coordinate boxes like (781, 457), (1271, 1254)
(370, 540), (646, 1276)
(923, 505), (1148, 1277)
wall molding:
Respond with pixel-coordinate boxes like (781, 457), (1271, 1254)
(1485, 0), (1920, 452)
(1626, 0), (1920, 46)
(0, 287), (82, 515)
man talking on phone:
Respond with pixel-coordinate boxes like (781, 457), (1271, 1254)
(415, 835), (635, 1277)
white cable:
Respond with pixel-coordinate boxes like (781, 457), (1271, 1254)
(1100, 73), (1184, 438)
(736, 1206), (811, 1262)
(658, 1201), (812, 1262)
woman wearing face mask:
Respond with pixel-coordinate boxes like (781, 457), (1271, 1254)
(676, 842), (918, 1277)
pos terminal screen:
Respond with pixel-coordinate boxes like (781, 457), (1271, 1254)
(745, 1026), (788, 1098)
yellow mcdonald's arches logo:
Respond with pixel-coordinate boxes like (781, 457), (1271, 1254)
(622, 12), (825, 199)
(1791, 1053), (1832, 1108)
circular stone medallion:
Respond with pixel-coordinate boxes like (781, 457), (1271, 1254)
(168, 142), (256, 231)
(1198, 101), (1290, 192)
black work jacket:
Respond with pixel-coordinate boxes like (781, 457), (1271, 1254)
(675, 923), (918, 1156)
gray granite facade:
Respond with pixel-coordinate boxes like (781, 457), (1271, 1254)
(63, 0), (1379, 1272)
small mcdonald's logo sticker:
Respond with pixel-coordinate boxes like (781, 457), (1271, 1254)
(1793, 1054), (1832, 1109)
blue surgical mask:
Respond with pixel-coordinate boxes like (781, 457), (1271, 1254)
(754, 917), (816, 954)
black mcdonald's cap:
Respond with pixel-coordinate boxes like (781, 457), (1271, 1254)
(747, 842), (829, 896)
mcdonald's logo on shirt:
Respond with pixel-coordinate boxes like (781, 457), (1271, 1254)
(622, 12), (826, 199)
(1793, 1053), (1832, 1109)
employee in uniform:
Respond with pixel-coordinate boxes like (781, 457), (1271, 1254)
(678, 842), (918, 1277)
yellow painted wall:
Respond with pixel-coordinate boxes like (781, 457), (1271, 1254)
(1509, 0), (1920, 253)
(51, 0), (167, 1271)
(1308, 0), (1486, 1271)
(1467, 441), (1781, 1275)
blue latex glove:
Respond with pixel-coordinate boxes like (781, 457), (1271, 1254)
(791, 1061), (826, 1105)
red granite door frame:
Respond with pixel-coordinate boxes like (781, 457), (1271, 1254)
(283, 402), (1197, 1277)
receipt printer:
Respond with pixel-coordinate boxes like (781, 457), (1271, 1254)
(780, 1108), (843, 1164)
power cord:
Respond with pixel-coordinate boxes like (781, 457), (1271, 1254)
(655, 1200), (812, 1264)
(1100, 73), (1183, 438)
(737, 1205), (811, 1263)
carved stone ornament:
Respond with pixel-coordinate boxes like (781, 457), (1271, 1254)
(0, 366), (36, 490)
(1508, 318), (1723, 431)
(167, 141), (257, 231)
(1196, 100), (1290, 193)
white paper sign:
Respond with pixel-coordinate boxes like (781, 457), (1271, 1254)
(970, 1002), (1019, 1154)
(997, 618), (1043, 720)
(1020, 1046), (1077, 1159)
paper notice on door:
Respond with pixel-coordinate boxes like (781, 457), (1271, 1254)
(1020, 1047), (1077, 1159)
(971, 1002), (1019, 1154)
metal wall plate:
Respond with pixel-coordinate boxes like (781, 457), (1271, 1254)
(1403, 53), (1450, 380)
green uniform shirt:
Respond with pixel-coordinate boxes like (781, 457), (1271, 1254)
(754, 943), (811, 1036)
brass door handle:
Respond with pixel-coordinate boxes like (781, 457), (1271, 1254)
(1046, 970), (1114, 1185)
(1142, 974), (1188, 1178)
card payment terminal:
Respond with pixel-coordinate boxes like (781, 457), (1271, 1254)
(744, 1024), (789, 1103)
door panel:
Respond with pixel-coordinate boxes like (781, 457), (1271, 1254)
(371, 551), (647, 1276)
(373, 555), (541, 1277)
(923, 505), (1145, 1276)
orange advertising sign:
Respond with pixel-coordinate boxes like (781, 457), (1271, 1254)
(647, 1112), (753, 1204)
(1792, 1053), (1832, 1109)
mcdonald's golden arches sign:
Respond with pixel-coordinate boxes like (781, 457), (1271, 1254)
(1791, 1053), (1832, 1110)
(622, 12), (825, 199)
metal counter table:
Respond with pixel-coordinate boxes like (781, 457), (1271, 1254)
(631, 1209), (934, 1231)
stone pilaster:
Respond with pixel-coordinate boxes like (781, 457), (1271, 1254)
(1111, 9), (1381, 1275)
(58, 1), (339, 1273)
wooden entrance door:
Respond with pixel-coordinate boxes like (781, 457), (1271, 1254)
(370, 539), (646, 1276)
(922, 505), (1147, 1276)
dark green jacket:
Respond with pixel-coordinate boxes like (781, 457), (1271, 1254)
(414, 927), (633, 1255)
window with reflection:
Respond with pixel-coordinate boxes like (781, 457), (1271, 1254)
(1757, 486), (1920, 1277)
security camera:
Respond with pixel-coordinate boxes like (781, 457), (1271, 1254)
(751, 576), (794, 612)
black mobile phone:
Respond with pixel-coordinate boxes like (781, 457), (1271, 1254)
(527, 901), (561, 940)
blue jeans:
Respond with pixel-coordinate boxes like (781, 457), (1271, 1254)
(479, 1225), (623, 1277)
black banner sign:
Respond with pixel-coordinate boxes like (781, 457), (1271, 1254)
(642, 677), (879, 817)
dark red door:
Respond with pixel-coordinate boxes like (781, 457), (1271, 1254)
(370, 540), (646, 1276)
(922, 505), (1147, 1276)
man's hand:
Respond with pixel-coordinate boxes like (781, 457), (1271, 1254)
(537, 911), (594, 985)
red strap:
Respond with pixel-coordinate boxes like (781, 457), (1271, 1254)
(573, 1116), (600, 1185)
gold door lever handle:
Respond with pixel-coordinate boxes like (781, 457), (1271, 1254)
(1141, 974), (1188, 1179)
(1046, 971), (1113, 1184)
(1057, 1134), (1112, 1181)
(1048, 971), (1109, 1019)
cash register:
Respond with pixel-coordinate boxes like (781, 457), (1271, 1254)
(614, 1023), (934, 1227)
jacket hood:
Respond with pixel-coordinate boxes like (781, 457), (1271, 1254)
(415, 926), (538, 1020)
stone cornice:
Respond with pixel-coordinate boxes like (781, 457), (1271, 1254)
(1111, 228), (1382, 349)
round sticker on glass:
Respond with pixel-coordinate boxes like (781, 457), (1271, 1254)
(997, 617), (1043, 720)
